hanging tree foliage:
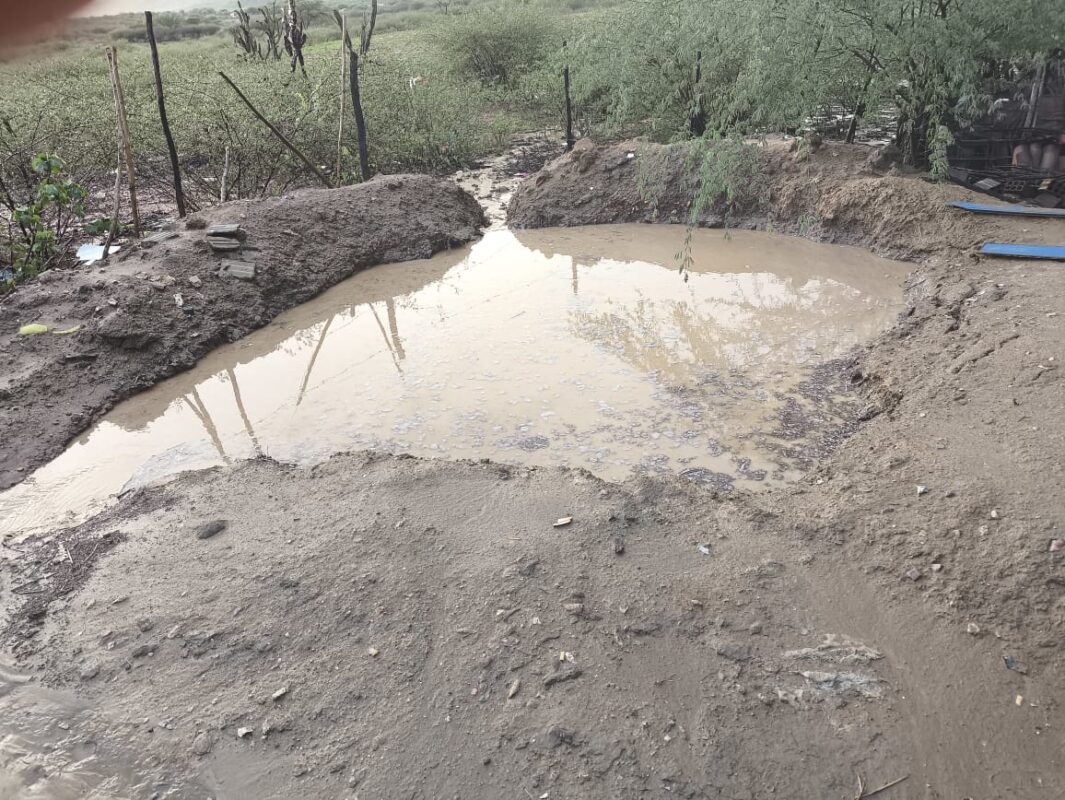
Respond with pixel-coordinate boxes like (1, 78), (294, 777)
(567, 0), (1065, 167)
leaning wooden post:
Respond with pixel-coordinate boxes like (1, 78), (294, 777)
(348, 47), (371, 181)
(219, 71), (333, 188)
(145, 12), (187, 217)
(106, 46), (141, 236)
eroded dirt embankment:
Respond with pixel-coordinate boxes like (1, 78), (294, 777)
(509, 137), (994, 260)
(0, 175), (485, 490)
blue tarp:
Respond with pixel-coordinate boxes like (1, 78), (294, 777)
(981, 243), (1065, 260)
(951, 201), (1065, 219)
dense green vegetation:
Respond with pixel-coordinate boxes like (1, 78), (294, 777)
(569, 1), (1063, 165)
(1, 0), (1061, 282)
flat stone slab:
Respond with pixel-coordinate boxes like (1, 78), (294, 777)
(218, 260), (256, 280)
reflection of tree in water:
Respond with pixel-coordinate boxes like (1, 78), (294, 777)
(567, 273), (867, 386)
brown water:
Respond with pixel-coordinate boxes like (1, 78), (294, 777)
(0, 661), (145, 799)
(0, 225), (910, 537)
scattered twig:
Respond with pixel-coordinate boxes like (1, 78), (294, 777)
(853, 772), (866, 800)
(58, 542), (73, 565)
(863, 775), (909, 798)
(12, 574), (49, 594)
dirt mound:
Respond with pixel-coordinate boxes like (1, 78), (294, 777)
(508, 138), (987, 261)
(0, 175), (484, 489)
(7, 453), (1059, 798)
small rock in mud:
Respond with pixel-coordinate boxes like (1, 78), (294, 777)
(612, 536), (625, 555)
(79, 661), (101, 681)
(543, 667), (582, 688)
(1050, 538), (1065, 553)
(1003, 656), (1028, 674)
(715, 641), (752, 662)
(279, 575), (300, 589)
(194, 519), (227, 540)
(191, 732), (213, 756)
(508, 679), (521, 699)
(904, 568), (922, 581)
(136, 617), (154, 632)
(131, 641), (157, 658)
(546, 725), (578, 748)
(967, 622), (981, 636)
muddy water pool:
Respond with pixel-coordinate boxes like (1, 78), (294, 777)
(0, 225), (911, 536)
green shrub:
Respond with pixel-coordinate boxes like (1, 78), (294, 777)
(2, 155), (86, 290)
(436, 2), (562, 87)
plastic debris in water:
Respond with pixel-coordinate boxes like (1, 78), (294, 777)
(553, 517), (573, 528)
(698, 543), (713, 556)
(18, 323), (49, 336)
(77, 244), (119, 264)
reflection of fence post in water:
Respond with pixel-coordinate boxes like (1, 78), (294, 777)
(226, 367), (262, 456)
(370, 303), (403, 374)
(183, 388), (230, 464)
(386, 299), (405, 360)
(297, 315), (335, 406)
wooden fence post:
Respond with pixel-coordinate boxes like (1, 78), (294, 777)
(105, 46), (141, 237)
(221, 145), (230, 202)
(145, 12), (187, 217)
(337, 14), (347, 181)
(102, 141), (123, 259)
(563, 64), (575, 151)
(349, 48), (371, 181)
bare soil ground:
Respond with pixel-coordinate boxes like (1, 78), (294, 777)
(0, 175), (485, 490)
(1, 141), (1064, 799)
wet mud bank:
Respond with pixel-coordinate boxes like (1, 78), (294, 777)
(0, 175), (485, 490)
(3, 455), (1063, 799)
(514, 140), (1065, 692)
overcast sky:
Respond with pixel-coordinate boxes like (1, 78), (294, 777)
(78, 0), (227, 15)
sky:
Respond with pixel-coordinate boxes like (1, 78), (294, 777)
(78, 0), (227, 15)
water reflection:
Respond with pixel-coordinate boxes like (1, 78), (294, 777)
(0, 225), (910, 537)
